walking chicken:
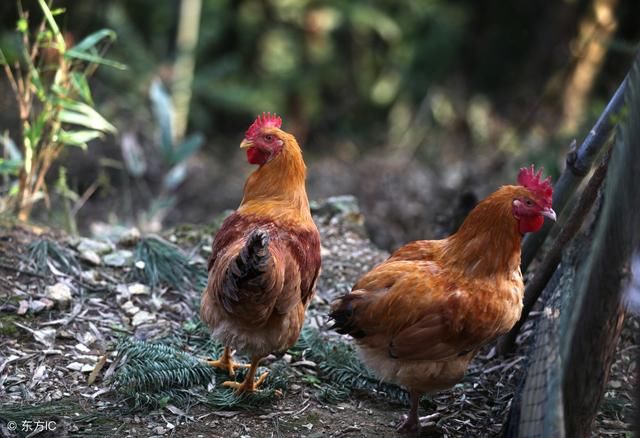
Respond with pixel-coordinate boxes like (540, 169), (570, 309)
(330, 166), (555, 432)
(201, 113), (321, 393)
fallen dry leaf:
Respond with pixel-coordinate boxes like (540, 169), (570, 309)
(88, 354), (108, 385)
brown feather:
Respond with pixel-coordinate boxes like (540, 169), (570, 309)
(330, 185), (540, 394)
(201, 130), (321, 358)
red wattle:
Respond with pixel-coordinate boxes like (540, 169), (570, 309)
(519, 215), (545, 234)
(246, 147), (270, 165)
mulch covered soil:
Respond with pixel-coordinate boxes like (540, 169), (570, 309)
(0, 203), (636, 437)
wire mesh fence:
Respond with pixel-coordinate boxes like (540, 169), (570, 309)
(504, 52), (640, 438)
(505, 239), (586, 437)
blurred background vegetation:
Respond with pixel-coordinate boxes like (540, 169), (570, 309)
(1, 0), (638, 249)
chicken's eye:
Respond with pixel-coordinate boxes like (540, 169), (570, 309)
(264, 134), (274, 143)
(525, 199), (533, 206)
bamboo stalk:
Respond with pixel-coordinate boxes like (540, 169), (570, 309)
(172, 0), (202, 143)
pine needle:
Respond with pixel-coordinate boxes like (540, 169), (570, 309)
(205, 361), (289, 409)
(27, 238), (80, 276)
(113, 338), (216, 407)
(293, 328), (409, 405)
(130, 235), (206, 292)
(112, 322), (408, 413)
(112, 336), (288, 410)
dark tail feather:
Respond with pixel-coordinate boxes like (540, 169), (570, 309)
(329, 295), (366, 338)
(221, 230), (270, 311)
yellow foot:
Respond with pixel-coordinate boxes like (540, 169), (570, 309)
(223, 371), (269, 394)
(204, 357), (250, 377)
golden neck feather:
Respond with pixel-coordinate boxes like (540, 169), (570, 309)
(440, 186), (522, 278)
(238, 134), (313, 225)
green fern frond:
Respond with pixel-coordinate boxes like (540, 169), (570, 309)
(27, 238), (80, 275)
(112, 324), (408, 413)
(116, 337), (197, 362)
(178, 319), (224, 357)
(205, 361), (289, 409)
(293, 328), (409, 405)
(114, 339), (214, 387)
(130, 236), (207, 292)
(317, 383), (352, 403)
(126, 388), (207, 410)
(112, 336), (288, 410)
(118, 360), (215, 392)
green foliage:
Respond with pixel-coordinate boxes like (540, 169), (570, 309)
(0, 133), (22, 176)
(293, 327), (409, 405)
(96, 0), (470, 145)
(118, 78), (203, 230)
(178, 318), (223, 357)
(0, 158), (22, 176)
(27, 237), (80, 276)
(111, 317), (408, 414)
(55, 166), (80, 234)
(65, 29), (125, 69)
(0, 0), (122, 220)
(112, 336), (287, 410)
(130, 235), (207, 292)
(148, 79), (203, 187)
(113, 338), (215, 393)
(205, 361), (289, 409)
(203, 0), (466, 128)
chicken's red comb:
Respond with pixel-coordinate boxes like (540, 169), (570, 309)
(245, 112), (282, 140)
(518, 165), (553, 206)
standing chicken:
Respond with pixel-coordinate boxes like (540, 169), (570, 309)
(201, 113), (321, 393)
(330, 166), (555, 432)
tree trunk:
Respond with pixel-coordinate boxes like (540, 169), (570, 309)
(560, 0), (618, 134)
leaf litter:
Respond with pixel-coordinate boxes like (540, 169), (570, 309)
(0, 199), (636, 437)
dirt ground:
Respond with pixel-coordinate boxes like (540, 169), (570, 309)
(0, 201), (636, 437)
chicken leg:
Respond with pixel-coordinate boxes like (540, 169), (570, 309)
(397, 391), (440, 433)
(223, 356), (269, 394)
(397, 391), (421, 433)
(205, 346), (249, 377)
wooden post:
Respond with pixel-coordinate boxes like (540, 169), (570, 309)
(562, 54), (640, 437)
(520, 76), (627, 272)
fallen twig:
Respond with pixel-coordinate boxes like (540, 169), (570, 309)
(0, 353), (37, 375)
(0, 262), (47, 279)
(88, 354), (108, 385)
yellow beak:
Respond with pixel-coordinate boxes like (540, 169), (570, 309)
(240, 139), (253, 149)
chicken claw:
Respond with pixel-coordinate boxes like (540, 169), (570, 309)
(223, 371), (269, 394)
(395, 391), (442, 433)
(396, 412), (440, 433)
(204, 346), (249, 377)
(222, 356), (268, 394)
(396, 414), (419, 433)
